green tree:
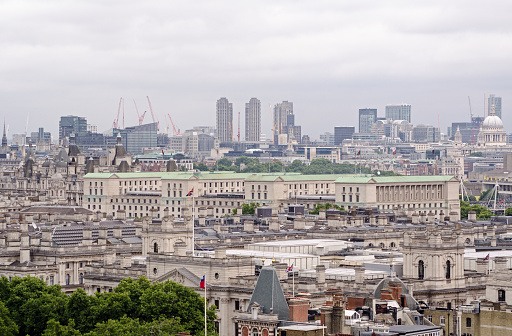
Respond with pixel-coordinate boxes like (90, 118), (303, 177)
(506, 207), (512, 216)
(43, 319), (81, 336)
(3, 276), (69, 336)
(84, 316), (185, 336)
(138, 280), (216, 335)
(460, 200), (494, 219)
(469, 152), (483, 157)
(309, 203), (345, 215)
(194, 162), (210, 171)
(241, 203), (260, 215)
(285, 159), (305, 172)
(0, 301), (18, 336)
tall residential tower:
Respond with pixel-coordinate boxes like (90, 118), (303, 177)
(216, 97), (233, 142)
(358, 108), (377, 133)
(385, 104), (411, 123)
(245, 98), (261, 142)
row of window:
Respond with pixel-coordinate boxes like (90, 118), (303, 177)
(289, 183), (330, 190)
(112, 198), (158, 203)
(120, 180), (156, 186)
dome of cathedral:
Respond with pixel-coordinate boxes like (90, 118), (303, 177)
(482, 115), (503, 129)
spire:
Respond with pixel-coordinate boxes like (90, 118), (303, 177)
(2, 118), (7, 148)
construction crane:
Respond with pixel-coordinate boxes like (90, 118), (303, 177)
(112, 97), (123, 129)
(167, 113), (180, 136)
(146, 96), (159, 131)
(468, 96), (473, 120)
(134, 100), (147, 126)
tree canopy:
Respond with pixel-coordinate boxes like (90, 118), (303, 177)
(202, 156), (399, 176)
(460, 201), (493, 219)
(309, 202), (345, 215)
(0, 276), (216, 336)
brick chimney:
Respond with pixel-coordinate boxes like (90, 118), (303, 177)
(288, 298), (310, 322)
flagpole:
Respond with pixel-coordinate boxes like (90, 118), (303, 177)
(204, 276), (207, 336)
(192, 193), (195, 256)
(292, 270), (295, 297)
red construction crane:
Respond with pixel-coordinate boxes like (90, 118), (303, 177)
(146, 96), (159, 131)
(112, 97), (123, 129)
(167, 113), (180, 136)
(134, 100), (147, 126)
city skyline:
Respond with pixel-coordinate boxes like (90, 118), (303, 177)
(1, 1), (512, 138)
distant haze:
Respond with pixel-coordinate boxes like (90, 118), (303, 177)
(1, 0), (511, 139)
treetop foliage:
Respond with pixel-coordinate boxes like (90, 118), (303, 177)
(204, 156), (399, 175)
(0, 276), (216, 336)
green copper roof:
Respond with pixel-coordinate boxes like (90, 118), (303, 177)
(84, 171), (457, 184)
(334, 175), (457, 184)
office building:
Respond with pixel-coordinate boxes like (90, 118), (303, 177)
(358, 108), (377, 134)
(216, 97), (233, 143)
(411, 124), (440, 143)
(29, 127), (51, 145)
(245, 98), (261, 142)
(113, 122), (158, 154)
(385, 104), (411, 123)
(488, 94), (502, 119)
(59, 115), (87, 142)
(334, 126), (355, 145)
(273, 101), (293, 144)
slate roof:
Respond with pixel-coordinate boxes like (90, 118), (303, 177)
(51, 222), (137, 246)
(20, 206), (93, 215)
(248, 266), (289, 321)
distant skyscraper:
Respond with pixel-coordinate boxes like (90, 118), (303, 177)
(385, 104), (411, 123)
(359, 108), (377, 133)
(216, 97), (233, 142)
(334, 126), (355, 145)
(488, 94), (502, 119)
(245, 98), (261, 142)
(273, 101), (293, 144)
(59, 115), (87, 142)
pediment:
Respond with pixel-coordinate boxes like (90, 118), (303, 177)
(154, 267), (201, 287)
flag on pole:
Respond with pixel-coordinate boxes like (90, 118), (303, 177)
(161, 149), (165, 156)
(483, 254), (490, 261)
(357, 151), (361, 155)
(200, 275), (205, 289)
(393, 150), (396, 155)
(186, 188), (194, 196)
(286, 264), (294, 273)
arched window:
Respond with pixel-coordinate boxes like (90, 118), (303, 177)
(66, 274), (70, 285)
(79, 273), (83, 285)
(390, 242), (396, 248)
(153, 242), (159, 253)
(418, 260), (425, 279)
(498, 289), (506, 302)
(252, 328), (259, 336)
(446, 260), (451, 279)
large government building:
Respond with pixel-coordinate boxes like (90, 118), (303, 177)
(83, 171), (460, 220)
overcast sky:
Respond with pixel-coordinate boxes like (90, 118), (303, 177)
(1, 0), (512, 140)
